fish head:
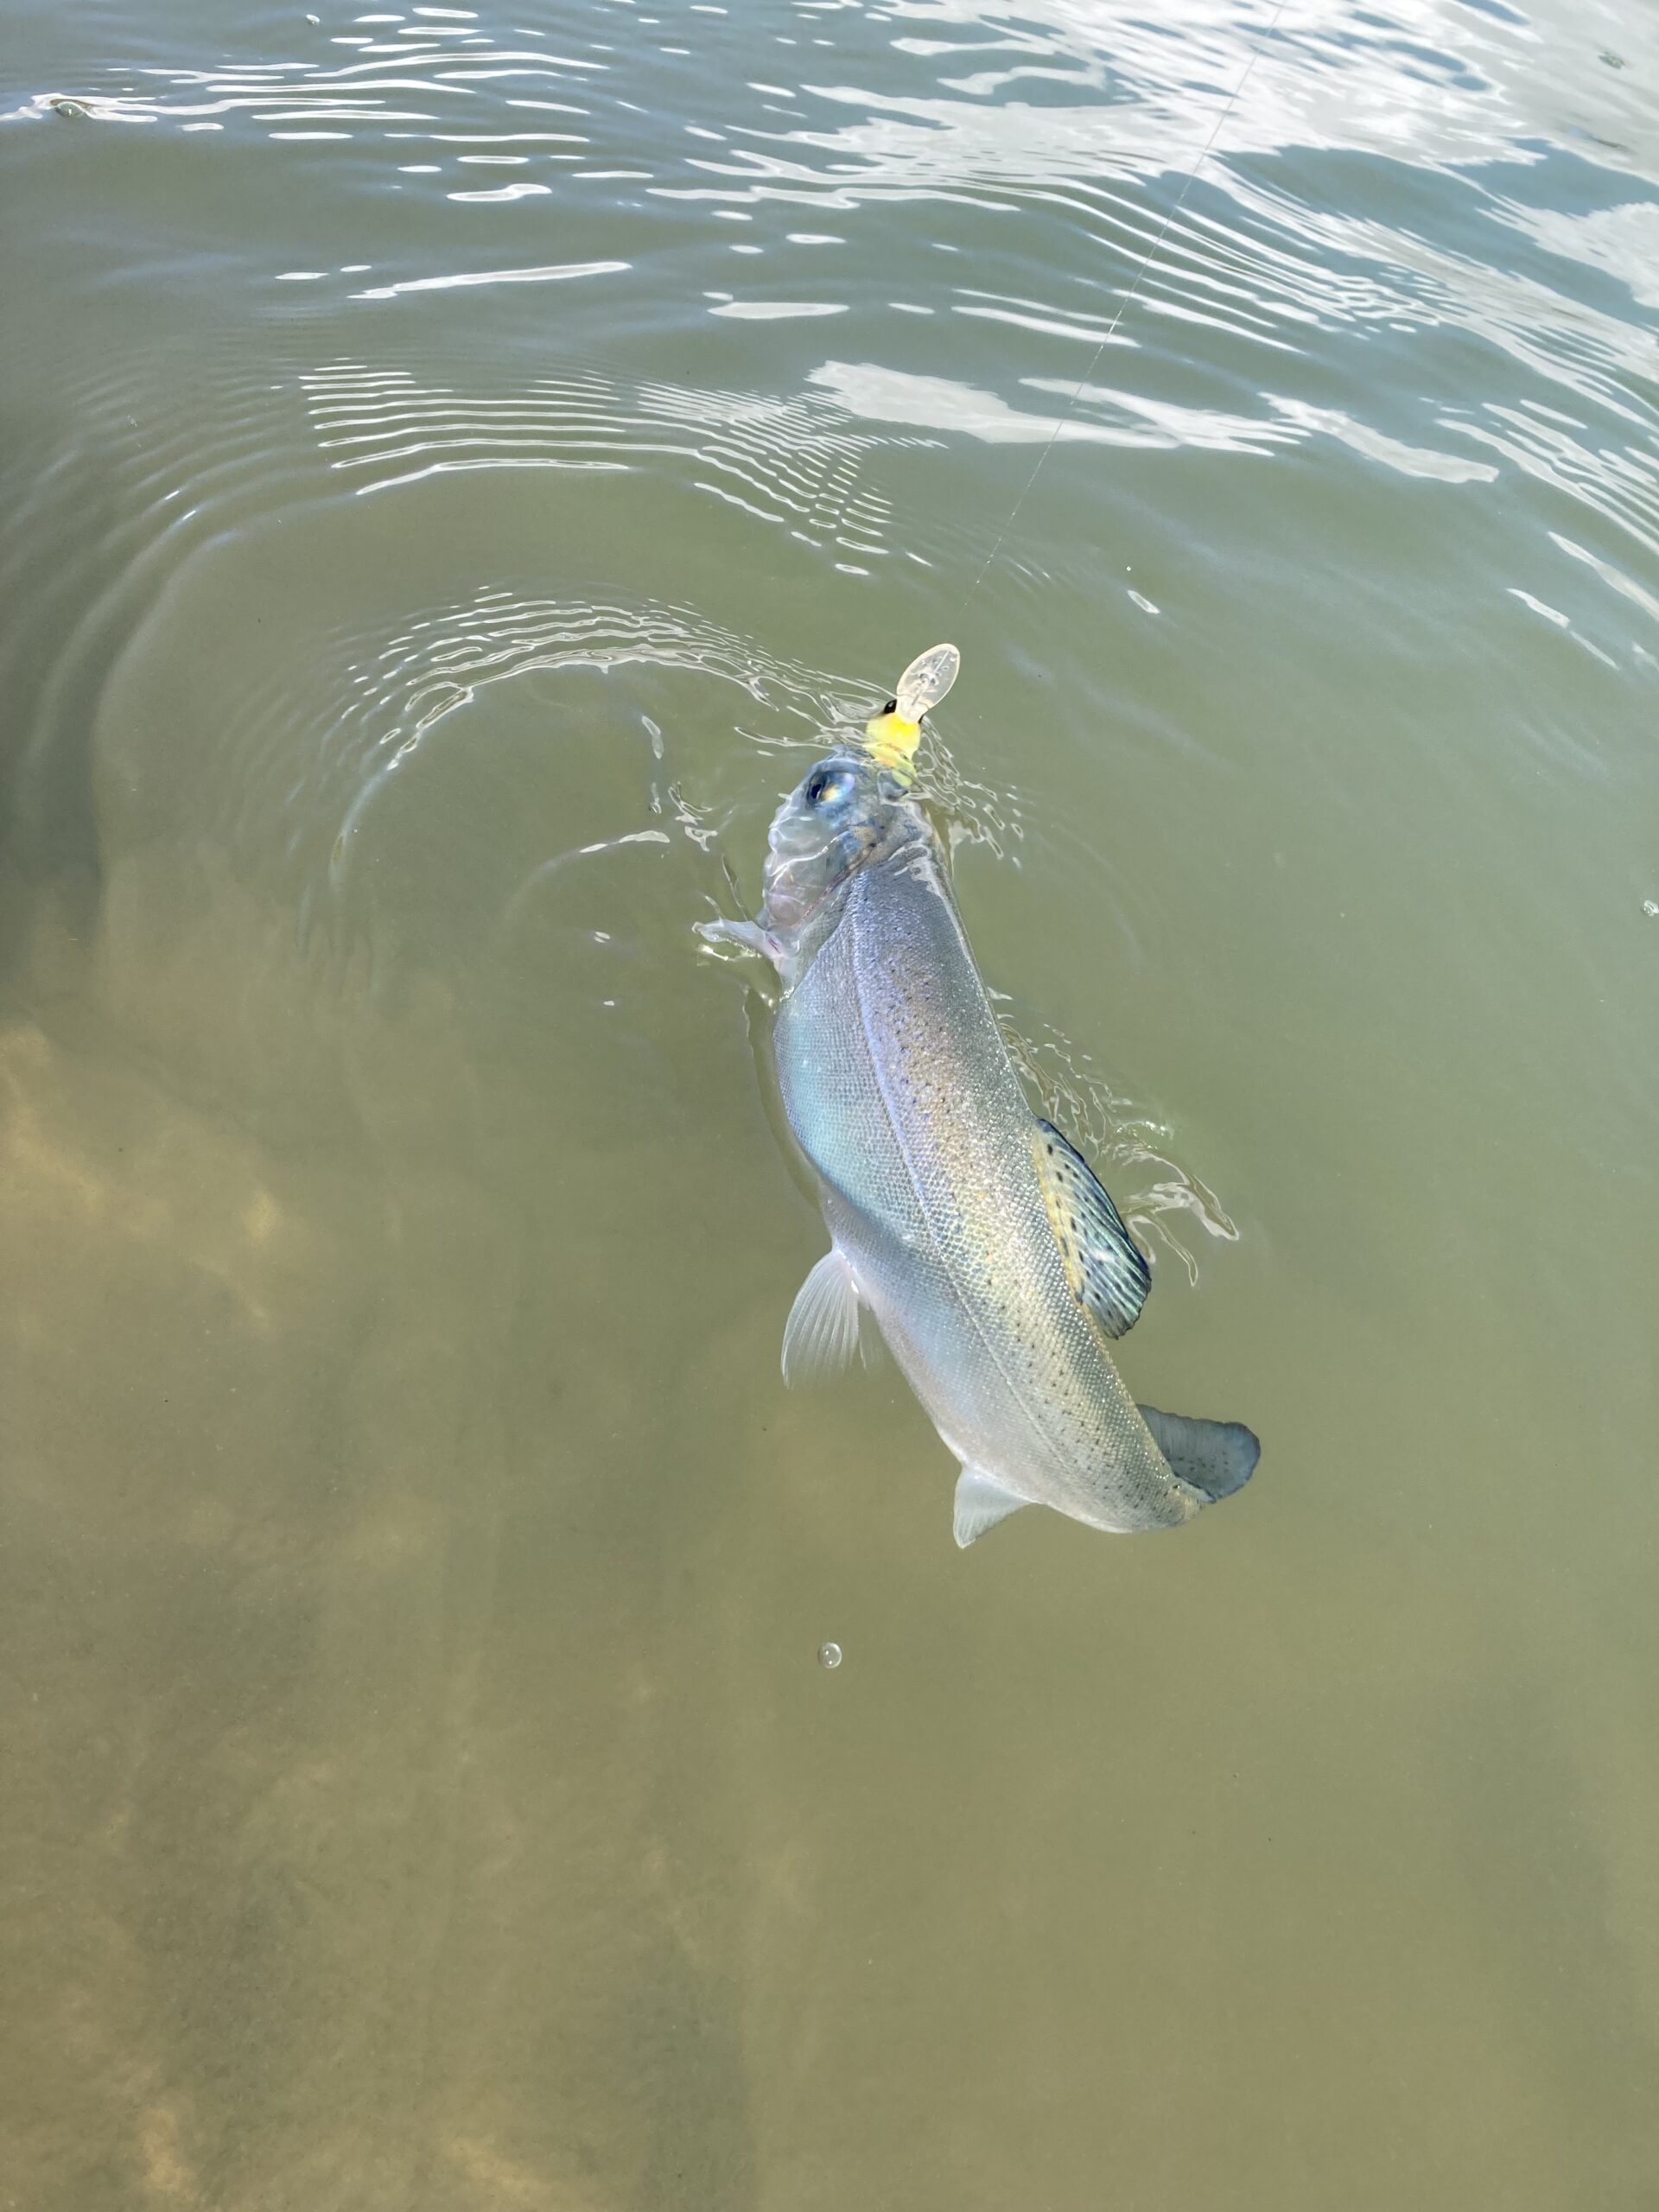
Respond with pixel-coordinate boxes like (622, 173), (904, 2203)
(760, 751), (918, 935)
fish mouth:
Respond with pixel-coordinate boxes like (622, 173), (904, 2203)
(758, 757), (916, 934)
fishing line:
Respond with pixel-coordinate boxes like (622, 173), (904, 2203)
(957, 0), (1293, 615)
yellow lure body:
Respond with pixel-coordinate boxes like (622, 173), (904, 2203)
(860, 643), (960, 785)
(863, 710), (923, 780)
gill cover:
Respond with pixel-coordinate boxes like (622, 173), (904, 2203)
(863, 642), (960, 785)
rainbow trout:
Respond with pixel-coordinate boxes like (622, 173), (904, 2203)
(708, 648), (1258, 1547)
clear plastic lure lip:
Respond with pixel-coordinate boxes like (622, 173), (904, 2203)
(862, 642), (960, 782)
(760, 644), (959, 931)
(893, 641), (959, 725)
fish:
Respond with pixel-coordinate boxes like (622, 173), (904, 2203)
(705, 646), (1258, 1548)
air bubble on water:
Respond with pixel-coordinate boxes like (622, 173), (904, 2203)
(818, 1642), (842, 1670)
(1644, 900), (1658, 917)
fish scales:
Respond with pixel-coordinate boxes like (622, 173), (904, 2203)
(702, 652), (1257, 1547)
(776, 839), (1198, 1533)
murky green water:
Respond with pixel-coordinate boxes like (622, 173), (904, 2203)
(3, 0), (1657, 2203)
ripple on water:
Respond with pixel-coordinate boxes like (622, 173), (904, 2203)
(8, 2), (1659, 2204)
(2, 0), (1650, 1306)
(296, 355), (926, 569)
(10, 0), (1656, 659)
(0, 315), (981, 901)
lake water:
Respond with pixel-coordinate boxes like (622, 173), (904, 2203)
(3, 0), (1657, 2204)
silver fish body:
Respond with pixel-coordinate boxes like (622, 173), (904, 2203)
(728, 751), (1257, 1546)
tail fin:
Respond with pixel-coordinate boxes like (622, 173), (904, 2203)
(1139, 1406), (1260, 1503)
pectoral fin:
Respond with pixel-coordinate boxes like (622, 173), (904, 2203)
(1138, 1406), (1260, 1502)
(781, 1247), (862, 1385)
(1033, 1119), (1150, 1339)
(696, 916), (782, 968)
(953, 1466), (1031, 1548)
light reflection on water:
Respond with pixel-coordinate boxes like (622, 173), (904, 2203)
(3, 0), (1658, 2203)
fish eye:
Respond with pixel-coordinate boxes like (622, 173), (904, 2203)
(804, 764), (855, 810)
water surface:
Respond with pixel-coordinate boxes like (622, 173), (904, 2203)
(3, 0), (1658, 2205)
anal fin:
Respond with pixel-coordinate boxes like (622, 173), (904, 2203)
(953, 1466), (1031, 1549)
(1138, 1406), (1260, 1503)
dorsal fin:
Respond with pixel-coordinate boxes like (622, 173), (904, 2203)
(1032, 1119), (1150, 1340)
